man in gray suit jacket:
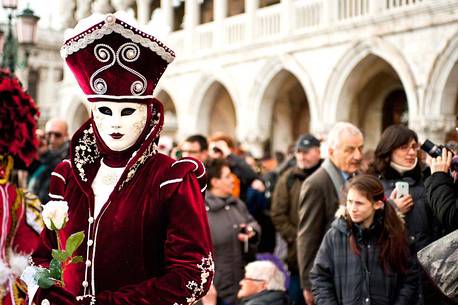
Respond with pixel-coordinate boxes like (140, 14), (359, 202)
(297, 122), (364, 305)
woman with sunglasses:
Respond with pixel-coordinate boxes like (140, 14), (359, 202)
(310, 175), (417, 305)
(368, 124), (443, 305)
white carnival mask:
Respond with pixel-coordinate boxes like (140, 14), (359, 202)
(92, 101), (148, 151)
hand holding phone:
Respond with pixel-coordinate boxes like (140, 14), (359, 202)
(395, 181), (409, 199)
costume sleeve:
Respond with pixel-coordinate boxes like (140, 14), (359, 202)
(31, 160), (80, 305)
(271, 171), (296, 243)
(95, 169), (214, 305)
(310, 231), (339, 305)
(32, 160), (71, 267)
(297, 178), (326, 290)
(425, 172), (458, 232)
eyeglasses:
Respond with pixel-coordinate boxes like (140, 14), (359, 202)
(46, 131), (63, 138)
(181, 149), (201, 154)
(243, 277), (265, 282)
(398, 143), (419, 152)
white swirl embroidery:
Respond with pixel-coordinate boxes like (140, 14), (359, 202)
(89, 42), (147, 96)
(90, 44), (116, 94)
(116, 43), (147, 95)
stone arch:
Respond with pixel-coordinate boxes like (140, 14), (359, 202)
(249, 56), (318, 152)
(424, 30), (458, 129)
(65, 98), (90, 135)
(156, 89), (178, 138)
(324, 38), (418, 126)
(188, 70), (239, 136)
(323, 38), (418, 148)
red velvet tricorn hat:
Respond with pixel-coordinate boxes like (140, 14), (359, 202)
(61, 13), (175, 103)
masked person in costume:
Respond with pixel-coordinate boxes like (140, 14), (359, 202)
(0, 69), (43, 305)
(29, 12), (214, 305)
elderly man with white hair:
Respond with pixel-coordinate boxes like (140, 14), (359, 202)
(237, 260), (291, 305)
(297, 122), (364, 305)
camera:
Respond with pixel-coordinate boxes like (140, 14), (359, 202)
(421, 139), (452, 158)
(421, 139), (458, 172)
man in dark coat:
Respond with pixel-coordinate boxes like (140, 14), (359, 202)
(271, 134), (322, 305)
(297, 122), (364, 305)
(425, 148), (458, 233)
(28, 118), (70, 204)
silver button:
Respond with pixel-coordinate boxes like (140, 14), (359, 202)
(41, 299), (50, 305)
(88, 217), (94, 223)
(225, 205), (230, 210)
(365, 298), (370, 302)
(410, 236), (415, 241)
(82, 280), (88, 287)
(87, 240), (94, 246)
(85, 260), (92, 267)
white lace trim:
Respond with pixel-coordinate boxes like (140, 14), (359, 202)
(174, 253), (214, 305)
(61, 15), (174, 63)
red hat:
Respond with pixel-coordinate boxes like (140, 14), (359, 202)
(61, 13), (175, 103)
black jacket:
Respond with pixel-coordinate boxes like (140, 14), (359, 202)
(205, 193), (261, 305)
(379, 165), (438, 253)
(310, 216), (417, 305)
(425, 172), (458, 233)
(240, 290), (291, 305)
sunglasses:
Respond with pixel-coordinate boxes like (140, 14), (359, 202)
(46, 131), (63, 138)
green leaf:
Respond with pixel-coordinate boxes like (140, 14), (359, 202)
(49, 259), (62, 280)
(65, 231), (85, 256)
(50, 219), (58, 231)
(35, 269), (56, 289)
(52, 249), (68, 262)
(70, 256), (84, 264)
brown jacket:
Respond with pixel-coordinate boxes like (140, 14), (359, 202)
(271, 162), (321, 273)
(297, 159), (344, 289)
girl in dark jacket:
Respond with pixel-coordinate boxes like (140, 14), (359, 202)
(369, 124), (442, 304)
(310, 174), (417, 305)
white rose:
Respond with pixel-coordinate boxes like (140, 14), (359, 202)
(41, 201), (69, 230)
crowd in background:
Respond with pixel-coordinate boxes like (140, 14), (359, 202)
(6, 117), (458, 305)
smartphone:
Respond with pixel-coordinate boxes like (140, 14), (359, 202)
(395, 182), (409, 199)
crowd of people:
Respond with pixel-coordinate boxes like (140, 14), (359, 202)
(0, 10), (457, 305)
(164, 121), (457, 305)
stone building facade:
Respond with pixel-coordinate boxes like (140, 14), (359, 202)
(28, 0), (458, 156)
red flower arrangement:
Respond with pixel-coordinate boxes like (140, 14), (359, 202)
(0, 69), (40, 167)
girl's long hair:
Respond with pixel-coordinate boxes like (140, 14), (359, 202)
(345, 174), (410, 274)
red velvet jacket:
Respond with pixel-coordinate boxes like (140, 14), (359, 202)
(1, 183), (42, 305)
(32, 120), (214, 305)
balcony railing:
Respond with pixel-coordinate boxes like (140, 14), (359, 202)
(165, 0), (437, 58)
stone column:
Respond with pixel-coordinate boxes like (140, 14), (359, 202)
(111, 0), (135, 11)
(161, 0), (174, 32)
(322, 0), (339, 25)
(76, 0), (92, 21)
(369, 0), (385, 15)
(184, 0), (199, 50)
(280, 0), (292, 34)
(214, 0), (227, 47)
(245, 0), (259, 41)
(136, 0), (153, 24)
(411, 114), (456, 144)
(58, 0), (76, 29)
(91, 0), (114, 14)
